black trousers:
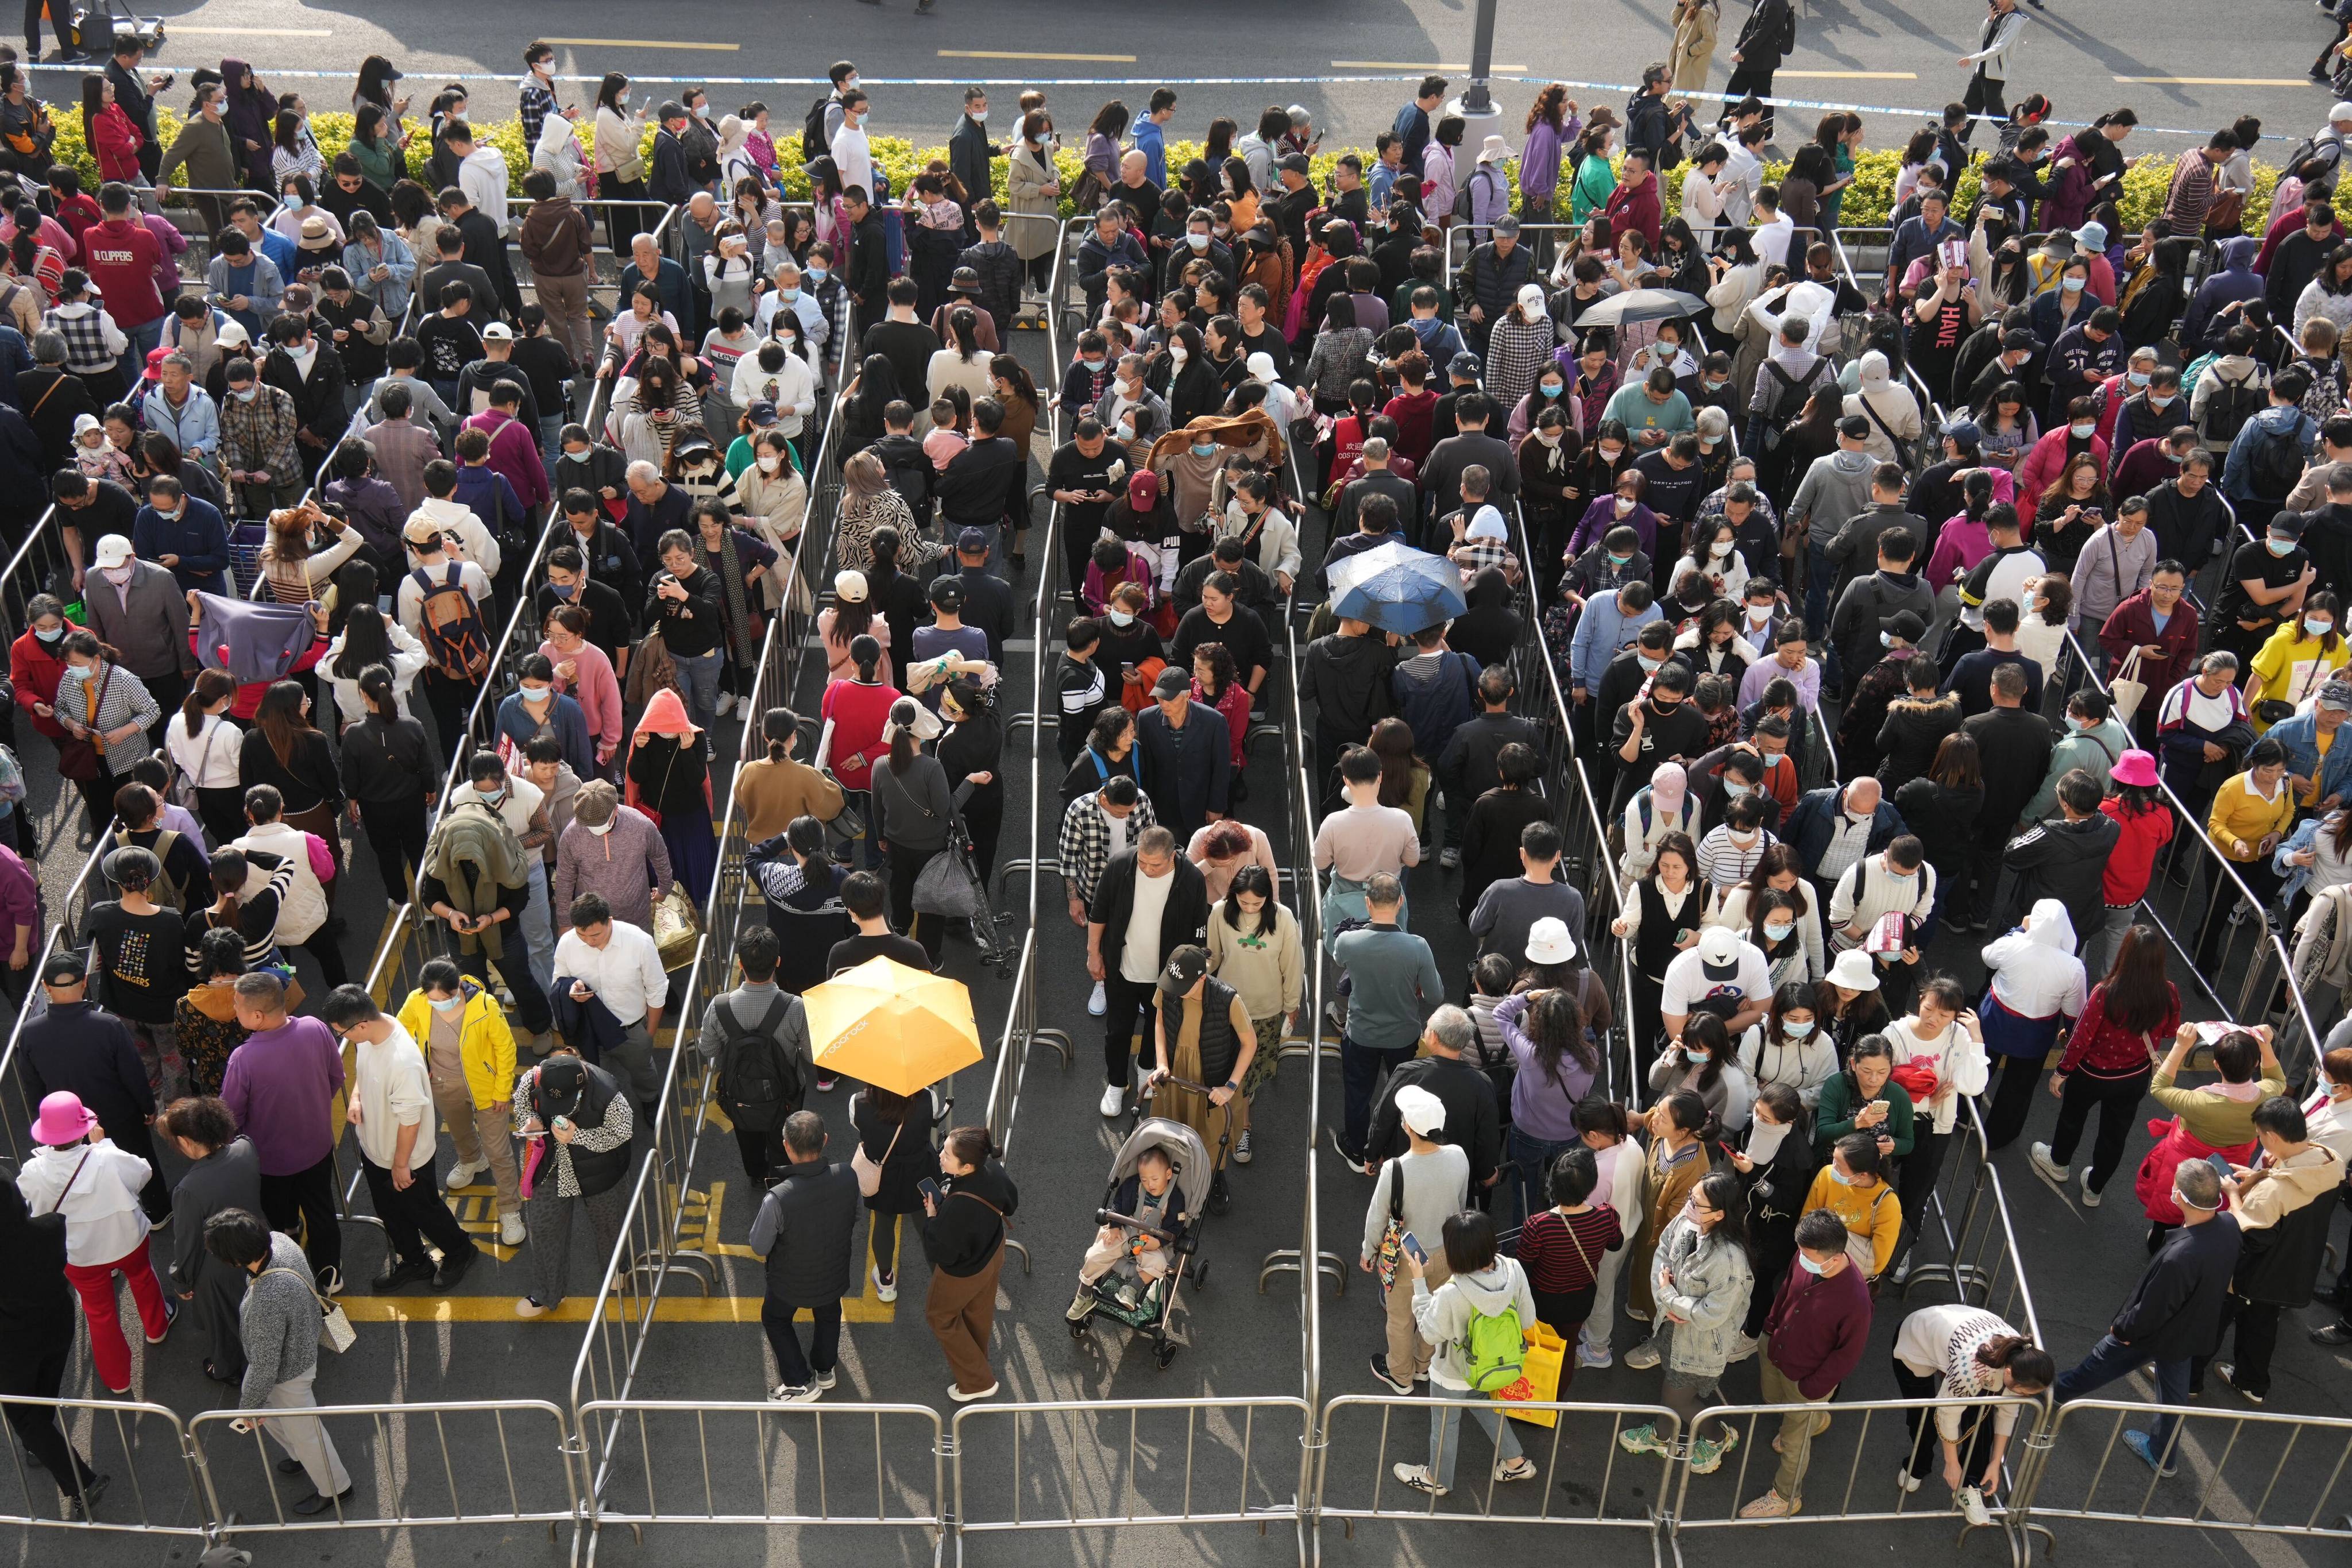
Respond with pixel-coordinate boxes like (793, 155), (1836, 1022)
(2046, 1067), (2149, 1193)
(2195, 1295), (2283, 1397)
(421, 670), (483, 765)
(194, 783), (249, 850)
(361, 1153), (479, 1273)
(1893, 1358), (2001, 1482)
(138, 671), (186, 753)
(358, 795), (431, 903)
(456, 939), (552, 1035)
(1978, 1053), (2044, 1151)
(1961, 72), (2006, 144)
(1720, 63), (1780, 133)
(107, 1115), (173, 1222)
(0, 1337), (99, 1495)
(2194, 854), (2283, 969)
(1100, 971), (1160, 1086)
(1893, 1127), (1951, 1267)
(734, 1122), (786, 1189)
(258, 1151), (342, 1284)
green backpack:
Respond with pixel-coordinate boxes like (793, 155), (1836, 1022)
(1459, 1298), (1528, 1393)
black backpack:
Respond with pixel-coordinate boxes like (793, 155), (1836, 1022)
(713, 994), (801, 1133)
(2249, 419), (2309, 503)
(801, 94), (833, 165)
(2199, 367), (2264, 447)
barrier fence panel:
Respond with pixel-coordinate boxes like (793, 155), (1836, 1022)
(949, 1397), (1311, 1538)
(1315, 1394), (1678, 1542)
(576, 1400), (945, 1547)
(0, 503), (66, 646)
(0, 1397), (208, 1541)
(184, 1401), (581, 1542)
(2007, 1399), (2352, 1553)
(1668, 1394), (2041, 1549)
(1895, 1101), (2045, 1346)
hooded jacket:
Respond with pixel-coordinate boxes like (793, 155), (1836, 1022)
(1874, 689), (1961, 790)
(2185, 238), (2265, 343)
(1409, 1256), (1539, 1390)
(1786, 447), (1876, 547)
(1302, 627), (1399, 740)
(2230, 1144), (2342, 1306)
(1392, 647), (1481, 766)
(2002, 810), (2121, 945)
(1841, 353), (1922, 465)
(2021, 714), (2133, 824)
(1982, 899), (2087, 1029)
(420, 801), (531, 960)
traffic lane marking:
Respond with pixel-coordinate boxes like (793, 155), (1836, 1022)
(539, 38), (743, 52)
(336, 1293), (896, 1323)
(1330, 61), (1531, 72)
(940, 51), (1138, 63)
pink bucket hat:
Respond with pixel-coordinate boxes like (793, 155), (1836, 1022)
(30, 1090), (98, 1147)
(2109, 749), (2158, 789)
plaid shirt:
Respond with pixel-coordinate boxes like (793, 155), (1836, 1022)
(519, 75), (562, 153)
(220, 383), (299, 480)
(42, 302), (127, 376)
(1058, 789), (1157, 905)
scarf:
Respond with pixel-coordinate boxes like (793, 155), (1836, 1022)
(698, 527), (758, 666)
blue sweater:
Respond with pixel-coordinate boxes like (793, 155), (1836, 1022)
(132, 497), (232, 594)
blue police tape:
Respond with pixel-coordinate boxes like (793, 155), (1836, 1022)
(16, 63), (2232, 140)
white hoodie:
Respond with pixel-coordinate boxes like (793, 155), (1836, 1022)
(1981, 898), (2087, 1021)
(1842, 351), (1922, 464)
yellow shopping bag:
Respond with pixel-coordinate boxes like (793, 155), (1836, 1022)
(1495, 1322), (1568, 1427)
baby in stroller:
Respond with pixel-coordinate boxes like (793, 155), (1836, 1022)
(1065, 1118), (1214, 1365)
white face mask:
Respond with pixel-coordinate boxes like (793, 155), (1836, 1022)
(1108, 609), (1136, 628)
(1745, 1119), (1789, 1164)
(1615, 496), (1635, 515)
(1169, 343), (1189, 363)
(970, 109), (988, 123)
(102, 563), (134, 585)
(1709, 541), (1732, 558)
(756, 454), (782, 474)
(587, 820), (614, 837)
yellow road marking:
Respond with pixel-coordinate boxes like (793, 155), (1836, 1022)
(539, 38), (743, 52)
(1777, 71), (1920, 79)
(940, 51), (1138, 63)
(1331, 61), (1531, 73)
(2113, 76), (2311, 86)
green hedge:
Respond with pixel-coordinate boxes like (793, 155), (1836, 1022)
(45, 111), (2276, 235)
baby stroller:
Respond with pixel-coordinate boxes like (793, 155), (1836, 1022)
(1067, 1116), (1214, 1369)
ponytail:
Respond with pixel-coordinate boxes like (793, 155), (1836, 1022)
(184, 668), (235, 738)
(357, 663), (397, 723)
(943, 1124), (995, 1168)
(762, 705), (798, 763)
(1975, 1334), (2057, 1390)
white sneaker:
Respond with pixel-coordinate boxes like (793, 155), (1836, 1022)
(1234, 1129), (1253, 1165)
(813, 1368), (837, 1391)
(1099, 1083), (1126, 1117)
(1577, 1342), (1613, 1370)
(948, 1381), (999, 1403)
(500, 1212), (526, 1247)
(2079, 1169), (2102, 1207)
(1438, 847), (1459, 869)
(1623, 1339), (1662, 1370)
(2028, 1143), (2069, 1187)
(768, 1382), (820, 1403)
(1087, 980), (1106, 1017)
(715, 692), (736, 717)
(1727, 1333), (1760, 1362)
(445, 1158), (487, 1190)
(1894, 1465), (1921, 1494)
(873, 1266), (898, 1304)
(1957, 1485), (1994, 1527)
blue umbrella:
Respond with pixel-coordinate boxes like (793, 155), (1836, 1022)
(1327, 542), (1468, 636)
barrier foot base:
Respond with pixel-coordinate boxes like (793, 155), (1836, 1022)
(1034, 1028), (1073, 1068)
(1316, 1250), (1349, 1296)
(198, 1547), (252, 1568)
(1005, 1236), (1033, 1275)
(1258, 1248), (1301, 1292)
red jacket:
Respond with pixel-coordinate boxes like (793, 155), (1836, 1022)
(2097, 588), (2202, 712)
(79, 217), (166, 330)
(7, 627), (66, 740)
(2098, 795), (2175, 905)
(462, 408), (551, 512)
(90, 103), (144, 186)
(1602, 174), (1663, 252)
(2056, 978), (2180, 1077)
(1761, 1258), (1874, 1399)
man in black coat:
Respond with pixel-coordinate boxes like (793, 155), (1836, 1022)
(842, 191), (892, 322)
(17, 951), (167, 1220)
(1086, 830), (1210, 1114)
(1333, 437), (1420, 541)
(2002, 768), (2122, 947)
(930, 528), (1016, 665)
(1419, 393), (1518, 548)
(934, 400), (1026, 535)
(1436, 665), (1539, 848)
(946, 90), (998, 244)
(2053, 1156), (2241, 1473)
(748, 1110), (862, 1401)
(1949, 663), (2053, 931)
(1302, 616), (1399, 812)
(1365, 1003), (1503, 1192)
(1136, 668), (1232, 834)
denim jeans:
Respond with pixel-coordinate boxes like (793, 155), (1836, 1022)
(1339, 1035), (1414, 1161)
(1508, 1128), (1579, 1225)
(1428, 1397), (1524, 1490)
(671, 647), (724, 731)
(2056, 1331), (2192, 1455)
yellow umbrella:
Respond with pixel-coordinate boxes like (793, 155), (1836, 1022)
(803, 957), (983, 1095)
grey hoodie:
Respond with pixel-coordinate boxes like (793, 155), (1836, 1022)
(1787, 448), (1877, 549)
(2022, 715), (2133, 824)
(1411, 1257), (1539, 1389)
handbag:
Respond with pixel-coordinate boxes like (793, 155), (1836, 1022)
(171, 723), (218, 813)
(2109, 644), (2149, 724)
(912, 839), (985, 918)
(1496, 1322), (1569, 1427)
(623, 626), (677, 709)
(262, 1266), (357, 1353)
(853, 1115), (904, 1199)
(1374, 1158), (1408, 1293)
(1068, 165), (1110, 213)
(650, 880), (702, 971)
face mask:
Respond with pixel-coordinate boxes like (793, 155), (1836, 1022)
(1598, 444), (1624, 462)
(1614, 497), (1635, 515)
(1784, 1017), (1816, 1038)
(807, 265), (829, 283)
(234, 387), (257, 402)
(778, 286), (802, 302)
(1539, 381), (1563, 398)
(520, 683), (550, 703)
(1191, 442), (1216, 457)
(2062, 275), (2085, 292)
(1846, 807), (1872, 824)
(2268, 538), (2296, 557)
(1830, 1165), (1858, 1186)
(2126, 370), (2150, 388)
(2149, 393), (2175, 410)
(60, 663), (91, 682)
(587, 820), (614, 837)
(480, 788), (505, 806)
(1108, 609), (1136, 628)
(618, 92), (631, 107)
(1797, 1252), (1827, 1275)
(549, 581), (581, 601)
(1704, 377), (1728, 392)
(971, 109), (988, 123)
(2070, 422), (2095, 439)
(756, 454), (782, 475)
(1080, 356), (1104, 371)
(102, 563), (134, 585)
(1724, 781), (1752, 798)
(33, 626), (61, 644)
(1637, 654), (1664, 673)
(430, 994), (464, 1012)
(1709, 541), (1732, 558)
(1880, 630), (1895, 648)
(1746, 1119), (1789, 1163)
(1185, 232), (1210, 252)
(1536, 430), (1562, 449)
(1760, 921), (1795, 947)
(1606, 553), (1631, 568)
(1747, 604), (1772, 623)
(1684, 1048), (1709, 1065)
(2310, 619), (2335, 638)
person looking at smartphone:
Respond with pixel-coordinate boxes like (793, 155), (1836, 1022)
(508, 1038), (632, 1319)
(2139, 1024), (2284, 1254)
(1362, 1086), (1469, 1396)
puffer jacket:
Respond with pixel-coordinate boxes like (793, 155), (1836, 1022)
(1648, 1214), (1755, 1378)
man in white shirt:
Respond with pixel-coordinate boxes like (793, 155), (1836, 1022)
(405, 457), (504, 579)
(449, 121), (512, 235)
(321, 984), (482, 1291)
(829, 89), (875, 200)
(449, 752), (556, 990)
(553, 891), (669, 1111)
(1660, 925), (1772, 1042)
(1751, 186), (1797, 269)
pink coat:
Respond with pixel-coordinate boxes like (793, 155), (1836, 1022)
(542, 636), (623, 762)
(2015, 427), (2107, 507)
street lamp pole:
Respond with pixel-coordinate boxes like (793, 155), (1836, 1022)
(1462, 0), (1499, 115)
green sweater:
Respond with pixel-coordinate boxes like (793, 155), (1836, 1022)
(1812, 1071), (1918, 1160)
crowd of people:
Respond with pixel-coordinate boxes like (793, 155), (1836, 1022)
(0, 14), (2349, 1533)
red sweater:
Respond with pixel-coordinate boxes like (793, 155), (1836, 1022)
(821, 676), (902, 791)
(1762, 1258), (1874, 1399)
(2099, 796), (2175, 905)
(80, 217), (166, 329)
(2055, 979), (2180, 1078)
(1517, 1203), (1624, 1295)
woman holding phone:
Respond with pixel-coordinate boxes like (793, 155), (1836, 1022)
(921, 1126), (1019, 1403)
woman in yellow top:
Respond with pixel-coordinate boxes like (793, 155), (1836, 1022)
(396, 958), (524, 1248)
(2243, 592), (2346, 734)
(2196, 736), (2297, 969)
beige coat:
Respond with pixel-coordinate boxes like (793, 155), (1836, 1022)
(1672, 0), (1721, 93)
(1008, 142), (1060, 262)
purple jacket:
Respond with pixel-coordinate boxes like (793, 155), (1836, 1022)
(0, 843), (36, 941)
(220, 1018), (345, 1176)
(1521, 121), (1563, 205)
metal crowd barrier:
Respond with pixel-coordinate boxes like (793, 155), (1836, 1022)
(951, 1397), (1311, 1539)
(1898, 1101), (2046, 1347)
(0, 503), (67, 646)
(0, 1396), (209, 1543)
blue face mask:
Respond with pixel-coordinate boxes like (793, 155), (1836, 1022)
(779, 287), (801, 302)
(1764, 921), (1795, 943)
(1724, 781), (1752, 798)
(1797, 1252), (1827, 1275)
(550, 582), (578, 599)
(1606, 554), (1631, 567)
(1684, 1048), (1709, 1065)
(1784, 1017), (1816, 1038)
(1191, 442), (1216, 457)
(60, 663), (91, 682)
(430, 994), (464, 1012)
(1830, 1165), (1858, 1186)
(1538, 381), (1563, 397)
(2308, 618), (2335, 638)
(2268, 538), (2296, 557)
(806, 266), (828, 283)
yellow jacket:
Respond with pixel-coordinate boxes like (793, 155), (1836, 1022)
(395, 980), (519, 1109)
(2206, 771), (2297, 863)
(2246, 625), (2348, 734)
(1801, 1165), (1903, 1276)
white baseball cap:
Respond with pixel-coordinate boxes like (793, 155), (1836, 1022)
(1395, 1084), (1446, 1137)
(93, 535), (133, 569)
(1697, 925), (1741, 977)
(1826, 948), (1881, 991)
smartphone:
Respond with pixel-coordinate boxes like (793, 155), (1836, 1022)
(2206, 1152), (2235, 1179)
(1399, 1232), (1427, 1266)
(918, 1177), (942, 1206)
(1717, 1140), (1740, 1164)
